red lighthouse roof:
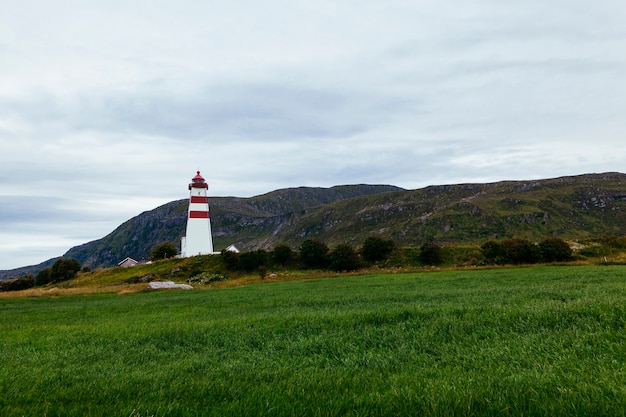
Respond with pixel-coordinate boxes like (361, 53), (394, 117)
(189, 170), (208, 189)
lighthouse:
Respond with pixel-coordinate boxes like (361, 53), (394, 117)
(181, 171), (214, 257)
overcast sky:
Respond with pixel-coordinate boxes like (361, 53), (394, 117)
(1, 1), (625, 270)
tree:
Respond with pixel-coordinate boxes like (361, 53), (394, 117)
(150, 241), (178, 261)
(329, 244), (361, 272)
(360, 236), (396, 263)
(501, 239), (539, 264)
(36, 267), (52, 286)
(538, 238), (572, 262)
(272, 244), (294, 266)
(299, 239), (329, 269)
(0, 274), (35, 291)
(221, 249), (240, 270)
(238, 250), (269, 272)
(481, 241), (506, 264)
(419, 242), (443, 265)
(49, 258), (82, 283)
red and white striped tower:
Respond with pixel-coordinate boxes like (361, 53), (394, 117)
(181, 171), (214, 257)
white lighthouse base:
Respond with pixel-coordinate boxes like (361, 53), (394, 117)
(181, 224), (215, 257)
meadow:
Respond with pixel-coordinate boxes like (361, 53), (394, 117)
(1, 265), (625, 416)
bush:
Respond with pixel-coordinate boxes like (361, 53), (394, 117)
(419, 242), (443, 265)
(188, 272), (228, 284)
(481, 241), (506, 264)
(0, 274), (36, 291)
(502, 239), (539, 264)
(49, 258), (82, 283)
(329, 244), (362, 272)
(299, 239), (329, 269)
(538, 238), (572, 262)
(360, 236), (396, 263)
(36, 267), (52, 286)
(482, 239), (540, 265)
(150, 242), (178, 261)
(238, 250), (269, 272)
(603, 235), (626, 249)
(221, 250), (240, 270)
(272, 244), (294, 266)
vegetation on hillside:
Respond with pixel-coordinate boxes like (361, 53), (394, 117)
(150, 241), (179, 261)
(73, 172), (626, 269)
(59, 184), (403, 270)
(1, 257), (83, 292)
(2, 172), (626, 279)
(3, 233), (626, 295)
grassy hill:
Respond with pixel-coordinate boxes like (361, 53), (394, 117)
(60, 184), (403, 269)
(3, 172), (626, 278)
(69, 172), (626, 269)
(285, 172), (626, 248)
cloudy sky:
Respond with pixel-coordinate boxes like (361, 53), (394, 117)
(1, 1), (625, 270)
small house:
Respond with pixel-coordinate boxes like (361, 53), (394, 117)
(225, 244), (240, 253)
(117, 257), (139, 268)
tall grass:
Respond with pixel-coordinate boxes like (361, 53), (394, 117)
(1, 266), (625, 416)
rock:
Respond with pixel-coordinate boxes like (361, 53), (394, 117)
(148, 281), (193, 290)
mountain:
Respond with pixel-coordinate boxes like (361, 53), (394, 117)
(2, 173), (626, 278)
(62, 184), (404, 268)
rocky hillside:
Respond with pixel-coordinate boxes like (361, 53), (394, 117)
(275, 172), (626, 247)
(63, 184), (404, 268)
(3, 173), (626, 277)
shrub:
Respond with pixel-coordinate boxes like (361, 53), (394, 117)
(299, 239), (329, 269)
(221, 250), (240, 270)
(419, 242), (443, 265)
(49, 258), (82, 283)
(329, 244), (362, 272)
(360, 236), (396, 263)
(501, 239), (539, 264)
(150, 242), (178, 261)
(36, 267), (52, 286)
(481, 241), (506, 264)
(238, 250), (269, 272)
(188, 272), (228, 284)
(0, 274), (36, 291)
(538, 238), (573, 262)
(272, 244), (294, 266)
(603, 235), (626, 249)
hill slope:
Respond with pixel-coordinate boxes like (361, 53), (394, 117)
(63, 184), (404, 268)
(3, 173), (626, 277)
(275, 172), (626, 247)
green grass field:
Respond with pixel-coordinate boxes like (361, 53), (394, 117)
(1, 266), (625, 416)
